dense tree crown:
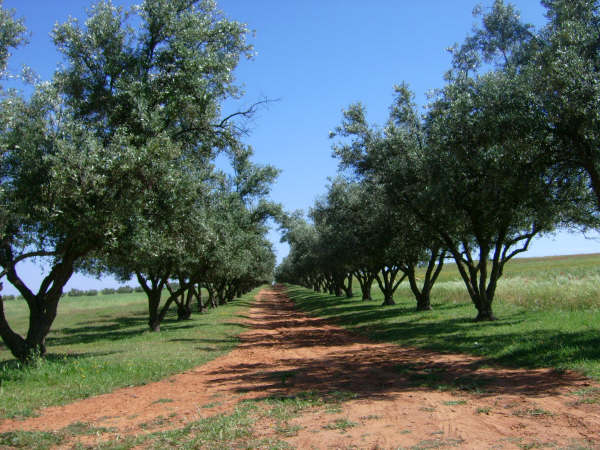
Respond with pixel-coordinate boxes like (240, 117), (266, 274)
(276, 0), (599, 321)
(0, 0), (278, 362)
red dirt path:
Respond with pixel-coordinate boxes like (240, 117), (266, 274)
(2, 286), (600, 448)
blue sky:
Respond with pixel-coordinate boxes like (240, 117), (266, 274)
(2, 0), (600, 294)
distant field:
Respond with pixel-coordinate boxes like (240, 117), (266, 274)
(0, 288), (260, 419)
(287, 253), (600, 379)
(407, 252), (600, 310)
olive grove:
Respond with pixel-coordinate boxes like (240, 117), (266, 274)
(275, 0), (598, 321)
(0, 0), (279, 362)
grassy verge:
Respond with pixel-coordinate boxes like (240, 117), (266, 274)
(0, 390), (360, 449)
(285, 254), (600, 380)
(0, 287), (261, 419)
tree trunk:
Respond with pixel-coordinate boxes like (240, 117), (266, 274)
(376, 268), (405, 307)
(217, 283), (227, 305)
(474, 299), (496, 321)
(407, 268), (432, 311)
(361, 282), (372, 300)
(137, 273), (168, 332)
(226, 283), (236, 302)
(415, 293), (432, 311)
(0, 252), (77, 362)
(316, 278), (324, 292)
(207, 286), (217, 308)
(177, 303), (192, 320)
(147, 289), (162, 332)
(447, 244), (500, 322)
(0, 296), (56, 362)
(354, 271), (374, 301)
(405, 248), (445, 312)
(0, 297), (30, 359)
(381, 293), (395, 306)
(196, 285), (203, 313)
(327, 280), (335, 295)
(342, 274), (353, 298)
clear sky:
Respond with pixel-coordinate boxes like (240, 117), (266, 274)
(2, 0), (600, 295)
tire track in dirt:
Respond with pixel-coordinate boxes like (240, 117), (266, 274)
(1, 286), (599, 449)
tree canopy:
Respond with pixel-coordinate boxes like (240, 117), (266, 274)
(0, 0), (278, 361)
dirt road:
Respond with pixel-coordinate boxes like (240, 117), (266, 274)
(2, 286), (599, 448)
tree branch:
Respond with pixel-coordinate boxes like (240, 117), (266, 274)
(0, 250), (58, 279)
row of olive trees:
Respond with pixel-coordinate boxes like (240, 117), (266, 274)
(0, 0), (279, 362)
(276, 0), (599, 321)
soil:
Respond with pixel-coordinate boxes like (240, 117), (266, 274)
(1, 286), (599, 449)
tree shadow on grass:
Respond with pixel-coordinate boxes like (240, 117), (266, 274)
(220, 322), (251, 329)
(48, 315), (149, 346)
(289, 290), (466, 318)
(0, 350), (123, 381)
(241, 286), (600, 399)
(284, 286), (538, 357)
(205, 344), (588, 400)
(48, 313), (198, 347)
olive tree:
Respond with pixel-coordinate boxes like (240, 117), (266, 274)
(448, 0), (599, 221)
(278, 213), (322, 289)
(0, 85), (145, 359)
(331, 90), (446, 311)
(202, 148), (279, 305)
(425, 0), (598, 319)
(0, 0), (258, 360)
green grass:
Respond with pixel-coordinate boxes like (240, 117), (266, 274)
(0, 430), (63, 449)
(285, 253), (600, 380)
(512, 408), (553, 417)
(571, 387), (600, 405)
(0, 422), (117, 449)
(0, 288), (260, 419)
(323, 418), (357, 432)
(78, 391), (345, 450)
(443, 400), (467, 406)
(106, 400), (294, 450)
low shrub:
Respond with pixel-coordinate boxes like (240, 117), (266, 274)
(116, 286), (134, 294)
(68, 289), (85, 297)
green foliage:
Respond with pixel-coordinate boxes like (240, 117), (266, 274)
(67, 288), (99, 297)
(0, 0), (277, 358)
(0, 287), (259, 418)
(285, 254), (600, 380)
(0, 430), (63, 449)
(323, 418), (357, 432)
(115, 286), (133, 294)
(0, 0), (26, 76)
(285, 0), (599, 322)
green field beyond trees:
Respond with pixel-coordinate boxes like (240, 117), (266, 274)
(0, 288), (259, 419)
(286, 253), (600, 379)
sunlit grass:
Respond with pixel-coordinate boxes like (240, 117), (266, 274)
(0, 288), (259, 419)
(286, 253), (600, 380)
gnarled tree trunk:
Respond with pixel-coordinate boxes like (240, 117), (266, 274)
(405, 248), (446, 312)
(342, 273), (353, 298)
(375, 267), (406, 307)
(0, 251), (78, 362)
